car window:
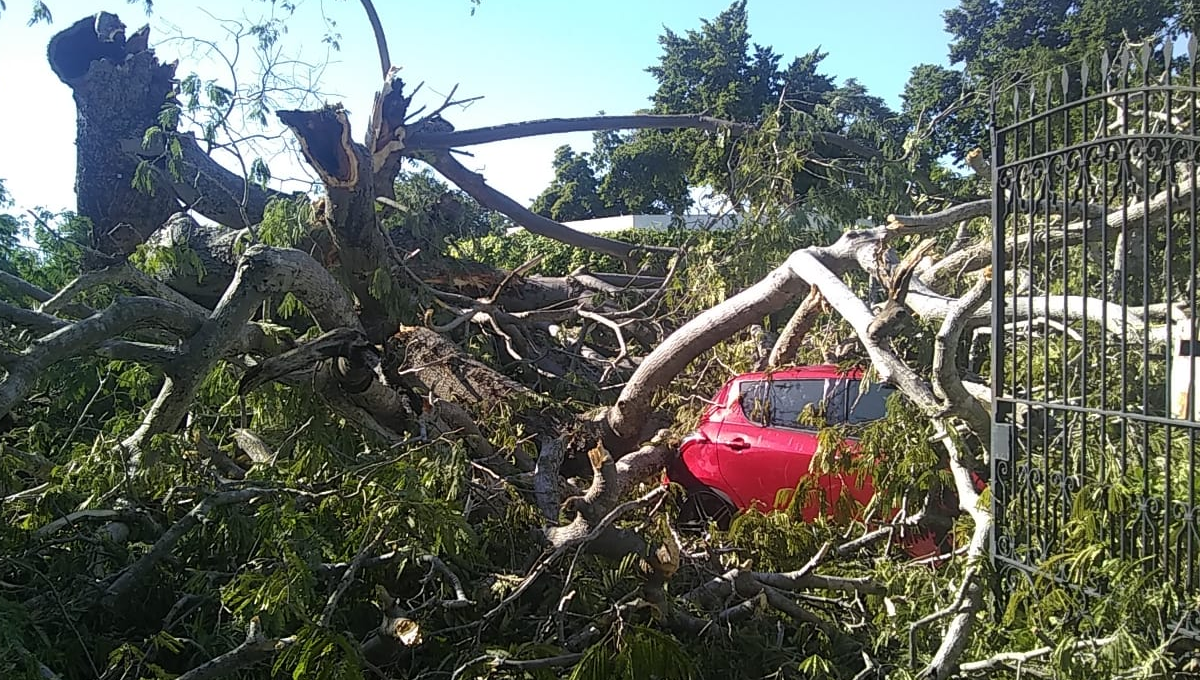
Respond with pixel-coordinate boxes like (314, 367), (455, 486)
(740, 378), (894, 429)
(739, 379), (831, 429)
(828, 379), (895, 425)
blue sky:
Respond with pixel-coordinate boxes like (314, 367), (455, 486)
(0, 0), (959, 214)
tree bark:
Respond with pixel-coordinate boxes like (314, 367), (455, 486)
(48, 14), (284, 255)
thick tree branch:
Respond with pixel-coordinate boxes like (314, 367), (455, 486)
(406, 114), (749, 149)
(40, 262), (208, 318)
(123, 245), (360, 463)
(0, 300), (69, 335)
(423, 151), (648, 264)
(0, 296), (203, 421)
(932, 272), (992, 434)
(0, 270), (54, 304)
(607, 255), (808, 441)
(885, 200), (990, 231)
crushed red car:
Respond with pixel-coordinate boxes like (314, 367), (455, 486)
(665, 365), (961, 557)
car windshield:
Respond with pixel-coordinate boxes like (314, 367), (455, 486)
(739, 377), (894, 430)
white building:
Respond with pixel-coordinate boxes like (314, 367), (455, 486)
(506, 212), (872, 236)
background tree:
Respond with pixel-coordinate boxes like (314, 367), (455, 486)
(530, 145), (607, 221)
(533, 1), (917, 223)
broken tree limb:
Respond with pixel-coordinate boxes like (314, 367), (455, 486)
(277, 106), (400, 340)
(237, 327), (372, 395)
(123, 245), (360, 463)
(48, 15), (285, 250)
(0, 296), (204, 421)
(768, 285), (823, 368)
(423, 151), (648, 264)
(405, 113), (750, 149)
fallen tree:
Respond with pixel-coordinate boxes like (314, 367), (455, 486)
(1, 6), (1194, 680)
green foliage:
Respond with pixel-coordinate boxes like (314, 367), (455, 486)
(258, 195), (316, 248)
(531, 145), (611, 221)
(129, 239), (207, 284)
(386, 168), (507, 253)
(570, 626), (695, 680)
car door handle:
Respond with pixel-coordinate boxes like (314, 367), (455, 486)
(726, 438), (750, 451)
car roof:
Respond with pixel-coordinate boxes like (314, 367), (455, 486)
(731, 364), (866, 383)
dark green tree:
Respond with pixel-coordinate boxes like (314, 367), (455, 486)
(530, 145), (607, 221)
(899, 0), (1199, 167)
(563, 1), (913, 220)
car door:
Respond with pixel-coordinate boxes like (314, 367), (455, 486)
(815, 378), (893, 518)
(712, 377), (830, 514)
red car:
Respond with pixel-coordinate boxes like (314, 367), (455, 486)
(666, 365), (947, 555)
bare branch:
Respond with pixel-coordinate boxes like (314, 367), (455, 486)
(885, 200), (990, 232)
(423, 151), (647, 263)
(768, 285), (823, 368)
(958, 637), (1118, 673)
(919, 422), (991, 680)
(357, 0), (391, 78)
(406, 114), (749, 149)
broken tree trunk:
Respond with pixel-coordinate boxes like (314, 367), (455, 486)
(47, 13), (286, 256)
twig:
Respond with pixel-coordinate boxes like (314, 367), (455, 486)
(958, 636), (1118, 673)
(57, 369), (112, 459)
(320, 531), (382, 627)
(419, 554), (474, 609)
(175, 617), (296, 680)
(484, 486), (667, 620)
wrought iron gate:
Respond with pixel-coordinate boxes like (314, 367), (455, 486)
(990, 40), (1200, 600)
